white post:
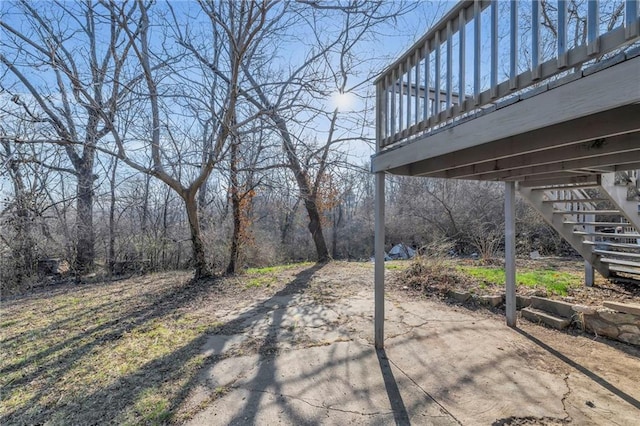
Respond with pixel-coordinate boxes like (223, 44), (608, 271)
(374, 172), (385, 348)
(505, 181), (517, 327)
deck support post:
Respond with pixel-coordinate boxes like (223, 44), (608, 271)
(585, 261), (594, 287)
(585, 213), (595, 287)
(374, 172), (386, 348)
(505, 181), (517, 327)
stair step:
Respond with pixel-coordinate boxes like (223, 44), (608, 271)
(608, 264), (640, 276)
(583, 241), (640, 249)
(521, 307), (571, 330)
(530, 296), (575, 319)
(542, 198), (609, 203)
(574, 231), (640, 238)
(600, 257), (640, 267)
(554, 210), (621, 215)
(529, 183), (600, 191)
(564, 221), (632, 227)
(593, 249), (640, 259)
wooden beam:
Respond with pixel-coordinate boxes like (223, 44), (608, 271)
(517, 175), (599, 187)
(372, 56), (640, 173)
(396, 104), (640, 177)
(455, 135), (640, 181)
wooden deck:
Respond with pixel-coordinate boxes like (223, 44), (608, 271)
(373, 0), (640, 348)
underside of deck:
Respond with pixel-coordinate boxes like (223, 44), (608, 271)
(372, 54), (640, 185)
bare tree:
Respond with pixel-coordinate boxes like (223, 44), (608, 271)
(0, 0), (141, 272)
(227, 1), (412, 262)
(102, 0), (279, 279)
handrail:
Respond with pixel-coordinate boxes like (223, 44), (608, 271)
(376, 0), (640, 151)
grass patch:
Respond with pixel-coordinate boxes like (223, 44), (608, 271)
(0, 261), (321, 425)
(131, 388), (171, 425)
(246, 276), (277, 288)
(244, 261), (314, 288)
(458, 265), (581, 296)
(246, 262), (313, 275)
(0, 271), (224, 425)
(385, 261), (410, 270)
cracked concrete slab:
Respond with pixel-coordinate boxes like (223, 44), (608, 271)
(184, 271), (640, 425)
(188, 342), (459, 426)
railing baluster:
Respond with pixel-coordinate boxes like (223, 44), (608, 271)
(435, 30), (441, 119)
(398, 63), (404, 133)
(406, 57), (412, 129)
(587, 0), (599, 55)
(446, 21), (453, 116)
(459, 8), (466, 111)
(415, 49), (421, 124)
(474, 0), (481, 105)
(383, 77), (389, 140)
(510, 1), (518, 90)
(390, 69), (396, 137)
(376, 81), (385, 149)
(491, 0), (498, 98)
(558, 0), (568, 68)
(424, 42), (430, 121)
(532, 0), (540, 80)
(625, 0), (639, 39)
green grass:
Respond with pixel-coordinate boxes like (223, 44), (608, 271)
(246, 276), (277, 288)
(384, 261), (409, 270)
(458, 265), (581, 296)
(244, 262), (314, 288)
(246, 262), (313, 275)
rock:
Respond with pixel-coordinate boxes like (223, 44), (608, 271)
(516, 295), (531, 309)
(584, 318), (620, 338)
(619, 324), (640, 335)
(479, 295), (503, 307)
(617, 333), (640, 346)
(530, 250), (541, 259)
(598, 310), (637, 325)
(603, 301), (640, 317)
(572, 305), (597, 315)
(447, 290), (471, 303)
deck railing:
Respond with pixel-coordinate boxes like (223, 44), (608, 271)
(375, 0), (640, 150)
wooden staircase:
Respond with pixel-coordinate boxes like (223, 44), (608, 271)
(518, 172), (640, 281)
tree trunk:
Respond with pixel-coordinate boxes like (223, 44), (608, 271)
(273, 116), (330, 262)
(332, 202), (343, 259)
(184, 193), (212, 280)
(226, 139), (241, 275)
(108, 158), (118, 274)
(304, 195), (330, 263)
(75, 162), (95, 272)
(2, 141), (35, 284)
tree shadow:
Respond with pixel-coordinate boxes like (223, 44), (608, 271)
(223, 262), (326, 425)
(1, 263), (327, 424)
(515, 328), (640, 410)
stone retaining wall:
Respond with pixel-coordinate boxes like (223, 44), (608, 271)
(444, 290), (640, 347)
(575, 305), (640, 346)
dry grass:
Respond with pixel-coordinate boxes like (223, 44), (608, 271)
(0, 264), (327, 425)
